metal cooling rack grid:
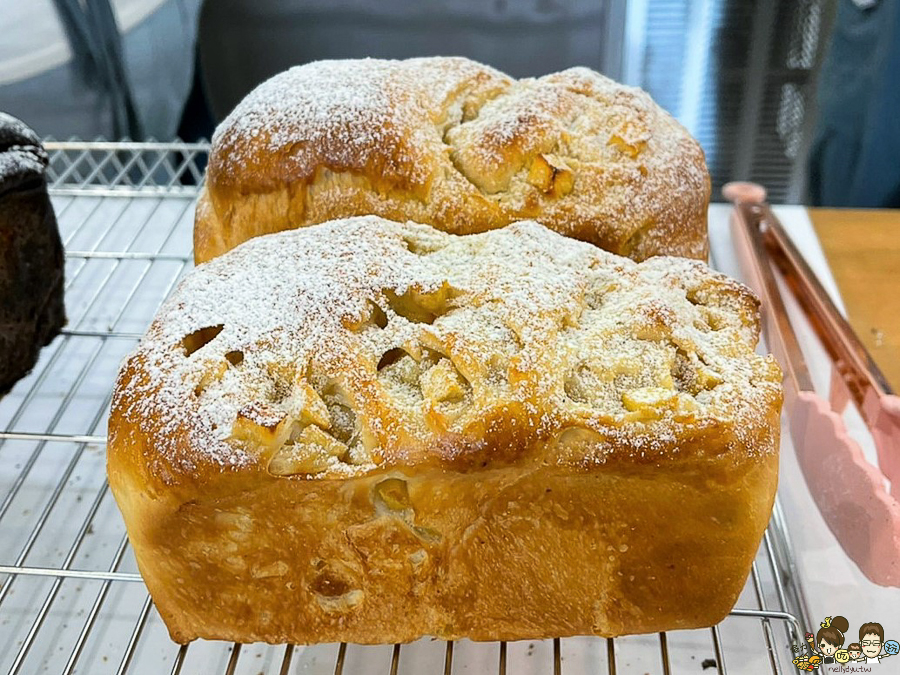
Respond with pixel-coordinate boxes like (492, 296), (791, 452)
(0, 142), (811, 674)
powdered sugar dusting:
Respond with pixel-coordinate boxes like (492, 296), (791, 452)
(113, 218), (780, 483)
(0, 112), (48, 185)
(212, 57), (508, 193)
(203, 57), (709, 263)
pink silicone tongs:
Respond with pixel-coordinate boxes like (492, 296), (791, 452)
(723, 182), (900, 586)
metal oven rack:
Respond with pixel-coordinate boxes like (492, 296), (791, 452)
(0, 142), (812, 675)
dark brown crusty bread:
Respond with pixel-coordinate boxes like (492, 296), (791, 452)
(110, 217), (780, 645)
(195, 57), (711, 264)
(0, 112), (65, 393)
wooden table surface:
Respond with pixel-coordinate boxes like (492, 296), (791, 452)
(808, 208), (900, 390)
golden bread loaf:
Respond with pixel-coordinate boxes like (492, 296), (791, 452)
(195, 57), (710, 264)
(109, 218), (780, 644)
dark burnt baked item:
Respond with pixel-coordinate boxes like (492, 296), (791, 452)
(109, 217), (780, 645)
(195, 57), (710, 264)
(0, 113), (65, 393)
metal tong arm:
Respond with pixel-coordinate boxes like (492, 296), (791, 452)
(727, 185), (900, 489)
(723, 182), (900, 586)
(723, 183), (814, 406)
(760, 207), (893, 414)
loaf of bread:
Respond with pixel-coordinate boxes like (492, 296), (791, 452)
(0, 112), (65, 393)
(109, 217), (780, 645)
(195, 57), (710, 264)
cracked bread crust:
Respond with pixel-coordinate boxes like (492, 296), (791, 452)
(195, 57), (710, 264)
(109, 218), (780, 644)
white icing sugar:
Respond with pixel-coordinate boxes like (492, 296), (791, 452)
(115, 217), (780, 478)
(0, 113), (48, 185)
(214, 57), (506, 188)
(207, 57), (709, 262)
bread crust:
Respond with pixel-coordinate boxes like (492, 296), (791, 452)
(195, 58), (710, 263)
(0, 113), (66, 393)
(110, 448), (777, 644)
(109, 218), (780, 644)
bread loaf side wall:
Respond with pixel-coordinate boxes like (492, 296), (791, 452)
(113, 441), (777, 645)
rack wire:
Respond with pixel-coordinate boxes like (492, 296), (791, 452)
(0, 142), (812, 674)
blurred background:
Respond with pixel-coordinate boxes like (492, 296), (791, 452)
(1, 0), (897, 206)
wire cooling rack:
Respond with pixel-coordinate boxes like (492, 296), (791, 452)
(0, 142), (813, 675)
